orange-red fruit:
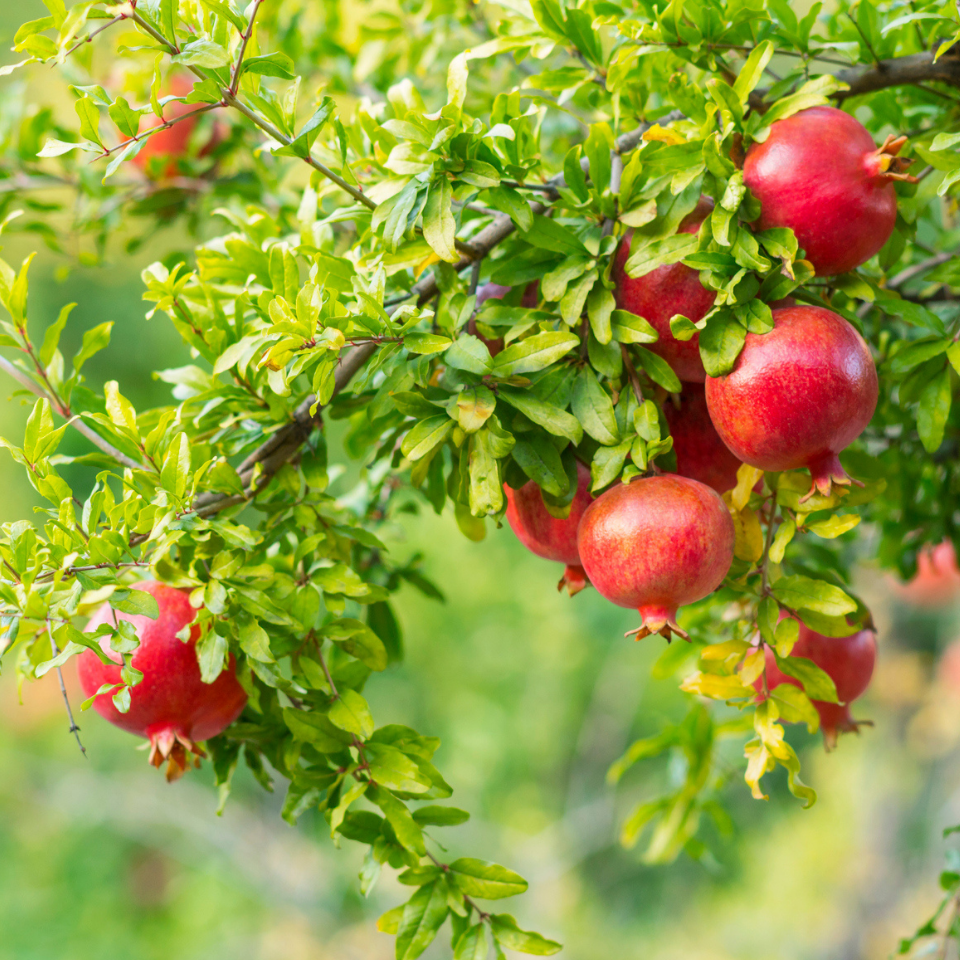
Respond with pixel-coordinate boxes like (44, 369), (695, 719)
(577, 475), (735, 640)
(133, 76), (215, 179)
(895, 540), (960, 608)
(77, 581), (247, 780)
(612, 198), (715, 382)
(744, 106), (913, 276)
(505, 460), (593, 595)
(705, 305), (878, 499)
(664, 382), (743, 494)
(759, 621), (877, 749)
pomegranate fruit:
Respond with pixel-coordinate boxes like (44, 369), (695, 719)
(759, 619), (877, 749)
(664, 383), (743, 493)
(577, 474), (735, 640)
(612, 197), (715, 382)
(505, 460), (593, 595)
(468, 282), (539, 356)
(895, 540), (960, 608)
(77, 581), (247, 780)
(133, 76), (218, 180)
(744, 105), (915, 276)
(704, 305), (878, 498)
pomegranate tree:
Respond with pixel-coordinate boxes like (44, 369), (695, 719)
(759, 621), (877, 750)
(664, 383), (743, 494)
(612, 197), (715, 382)
(77, 582), (247, 781)
(467, 281), (539, 356)
(744, 106), (915, 276)
(505, 460), (593, 594)
(577, 475), (735, 640)
(705, 305), (878, 498)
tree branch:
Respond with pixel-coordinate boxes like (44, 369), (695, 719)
(0, 354), (145, 471)
(230, 0), (265, 96)
(188, 116), (677, 521)
(833, 50), (960, 101)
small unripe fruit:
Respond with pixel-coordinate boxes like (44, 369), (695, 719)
(612, 198), (715, 382)
(77, 581), (247, 780)
(705, 305), (878, 499)
(744, 106), (915, 276)
(577, 474), (735, 640)
(505, 460), (593, 595)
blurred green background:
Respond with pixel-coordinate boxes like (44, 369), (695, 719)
(2, 5), (960, 960)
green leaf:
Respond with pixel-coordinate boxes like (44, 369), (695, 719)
(404, 333), (452, 356)
(633, 346), (682, 393)
(74, 96), (103, 148)
(445, 335), (494, 375)
(512, 435), (569, 497)
(402, 416), (455, 461)
(699, 313), (746, 377)
(412, 805), (470, 826)
(110, 589), (160, 620)
(241, 52), (296, 79)
(454, 923), (489, 960)
(571, 367), (619, 445)
(773, 654), (840, 704)
(917, 365), (952, 453)
(282, 708), (353, 751)
(174, 39), (231, 68)
(423, 179), (458, 263)
(324, 618), (388, 671)
(733, 40), (774, 102)
(806, 514), (860, 539)
(492, 332), (579, 376)
(590, 441), (631, 490)
(772, 575), (857, 616)
(490, 915), (562, 955)
(448, 858), (528, 899)
(328, 688), (374, 738)
(611, 309), (658, 345)
(396, 881), (449, 960)
(497, 388), (583, 445)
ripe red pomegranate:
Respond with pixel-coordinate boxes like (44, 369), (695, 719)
(133, 76), (219, 180)
(577, 474), (735, 640)
(505, 460), (593, 595)
(612, 197), (715, 382)
(895, 540), (960, 607)
(744, 106), (915, 276)
(758, 619), (877, 749)
(77, 581), (247, 780)
(467, 282), (538, 356)
(705, 305), (878, 498)
(664, 383), (743, 494)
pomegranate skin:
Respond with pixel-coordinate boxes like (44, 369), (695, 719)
(744, 106), (905, 276)
(895, 540), (960, 608)
(664, 383), (743, 494)
(612, 198), (715, 382)
(577, 474), (735, 640)
(760, 622), (877, 749)
(505, 460), (593, 595)
(77, 581), (247, 780)
(704, 305), (878, 498)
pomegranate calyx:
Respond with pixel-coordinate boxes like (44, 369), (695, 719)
(869, 134), (919, 183)
(149, 727), (205, 782)
(558, 564), (589, 596)
(625, 605), (690, 643)
(822, 714), (874, 753)
(801, 453), (864, 502)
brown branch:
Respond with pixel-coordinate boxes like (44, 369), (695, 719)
(832, 51), (960, 101)
(186, 117), (676, 522)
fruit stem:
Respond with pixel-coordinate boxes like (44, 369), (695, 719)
(558, 565), (589, 596)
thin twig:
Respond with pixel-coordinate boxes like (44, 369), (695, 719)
(229, 0), (265, 96)
(0, 353), (145, 470)
(97, 103), (220, 161)
(620, 345), (644, 404)
(63, 13), (127, 58)
(887, 251), (954, 289)
(48, 621), (85, 757)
